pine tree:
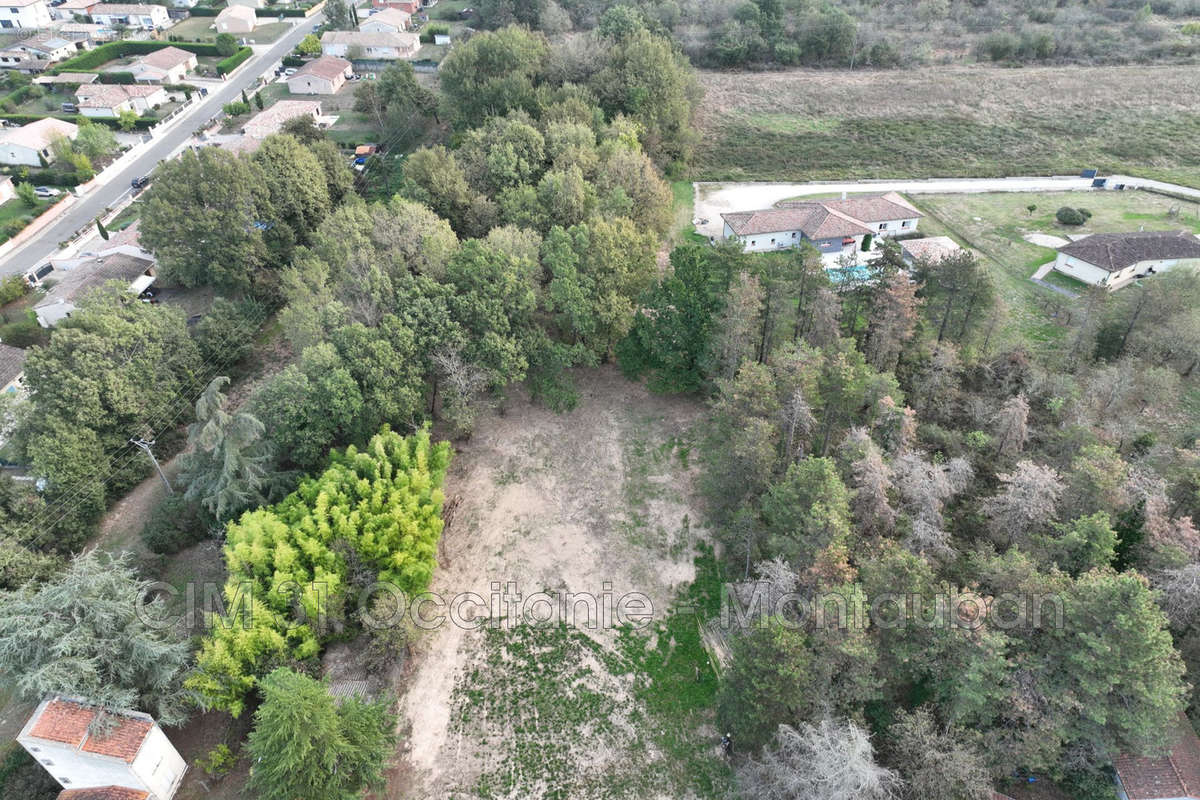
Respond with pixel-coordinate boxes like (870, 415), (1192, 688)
(178, 376), (274, 522)
(246, 668), (395, 800)
(95, 216), (109, 240)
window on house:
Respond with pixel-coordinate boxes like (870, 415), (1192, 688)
(878, 223), (886, 231)
(791, 232), (797, 238)
(770, 238), (775, 244)
(750, 240), (756, 246)
(901, 220), (911, 228)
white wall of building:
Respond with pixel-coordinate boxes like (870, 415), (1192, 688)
(869, 217), (920, 237)
(0, 0), (52, 30)
(130, 726), (187, 800)
(1052, 252), (1200, 290)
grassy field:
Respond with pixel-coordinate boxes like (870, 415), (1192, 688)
(909, 189), (1200, 348)
(167, 16), (292, 43)
(694, 65), (1200, 188)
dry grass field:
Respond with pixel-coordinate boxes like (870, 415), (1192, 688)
(694, 65), (1200, 187)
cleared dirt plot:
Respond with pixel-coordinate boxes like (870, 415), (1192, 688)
(694, 65), (1200, 187)
(397, 367), (733, 800)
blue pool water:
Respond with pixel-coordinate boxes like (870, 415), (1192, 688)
(827, 264), (872, 284)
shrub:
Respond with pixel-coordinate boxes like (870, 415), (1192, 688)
(420, 22), (450, 43)
(196, 744), (236, 777)
(215, 32), (238, 56)
(1185, 20), (1200, 33)
(978, 31), (1019, 61)
(0, 274), (28, 305)
(216, 46), (253, 76)
(1056, 206), (1087, 225)
(0, 313), (46, 347)
(139, 493), (211, 555)
(223, 100), (251, 115)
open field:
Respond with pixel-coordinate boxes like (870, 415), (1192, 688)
(910, 188), (1200, 348)
(694, 65), (1200, 188)
(168, 16), (292, 43)
(398, 367), (732, 799)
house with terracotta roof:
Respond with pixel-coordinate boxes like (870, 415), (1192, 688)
(286, 54), (351, 95)
(0, 341), (28, 394)
(1053, 230), (1200, 291)
(320, 29), (420, 60)
(75, 83), (167, 117)
(88, 3), (169, 29)
(1114, 715), (1200, 800)
(721, 191), (923, 256)
(242, 98), (322, 138)
(214, 3), (256, 33)
(0, 117), (78, 166)
(901, 235), (962, 265)
(16, 697), (186, 800)
(358, 6), (411, 32)
(127, 46), (196, 83)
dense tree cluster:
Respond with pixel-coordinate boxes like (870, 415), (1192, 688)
(189, 428), (450, 715)
(624, 231), (1199, 792)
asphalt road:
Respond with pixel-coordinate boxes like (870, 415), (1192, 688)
(0, 13), (323, 276)
(693, 175), (1200, 238)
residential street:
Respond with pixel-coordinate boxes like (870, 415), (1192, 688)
(692, 174), (1200, 238)
(0, 13), (323, 277)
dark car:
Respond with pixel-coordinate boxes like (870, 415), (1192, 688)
(131, 176), (150, 191)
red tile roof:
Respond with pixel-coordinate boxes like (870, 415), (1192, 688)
(58, 788), (149, 800)
(1114, 715), (1200, 800)
(26, 699), (153, 763)
(29, 700), (94, 747)
(722, 192), (922, 240)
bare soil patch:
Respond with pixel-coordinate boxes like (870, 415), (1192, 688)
(396, 366), (719, 799)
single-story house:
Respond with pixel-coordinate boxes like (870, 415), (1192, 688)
(128, 45), (195, 83)
(0, 118), (78, 166)
(371, 0), (418, 13)
(722, 192), (923, 255)
(0, 343), (27, 394)
(50, 0), (97, 20)
(286, 54), (350, 95)
(6, 31), (90, 62)
(901, 235), (961, 265)
(75, 83), (167, 117)
(0, 48), (45, 70)
(320, 30), (419, 60)
(242, 98), (321, 139)
(88, 3), (169, 29)
(17, 697), (186, 799)
(1113, 715), (1200, 800)
(358, 6), (410, 32)
(0, 0), (53, 30)
(214, 3), (256, 33)
(1053, 230), (1200, 291)
(58, 21), (117, 41)
(35, 245), (156, 327)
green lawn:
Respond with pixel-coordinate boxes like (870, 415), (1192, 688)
(694, 65), (1200, 189)
(910, 189), (1200, 350)
(168, 17), (292, 42)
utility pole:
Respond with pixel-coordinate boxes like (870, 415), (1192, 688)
(130, 437), (173, 494)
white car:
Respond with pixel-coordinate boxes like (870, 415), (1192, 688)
(33, 186), (60, 198)
(283, 67), (298, 76)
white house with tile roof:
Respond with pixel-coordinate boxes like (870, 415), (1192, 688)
(722, 192), (923, 255)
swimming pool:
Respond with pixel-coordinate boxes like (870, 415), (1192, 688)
(827, 264), (873, 285)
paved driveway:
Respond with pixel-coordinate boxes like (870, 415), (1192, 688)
(0, 14), (323, 277)
(693, 175), (1200, 238)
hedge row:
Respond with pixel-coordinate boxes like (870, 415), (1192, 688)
(257, 5), (311, 15)
(50, 40), (225, 74)
(216, 46), (252, 76)
(0, 112), (156, 131)
(188, 4), (222, 14)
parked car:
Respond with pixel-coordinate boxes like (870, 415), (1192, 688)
(33, 186), (60, 198)
(61, 102), (77, 113)
(284, 67), (298, 76)
(130, 176), (150, 191)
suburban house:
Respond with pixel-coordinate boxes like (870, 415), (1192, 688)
(358, 6), (411, 32)
(320, 29), (419, 59)
(34, 70), (99, 85)
(58, 22), (116, 41)
(35, 245), (156, 327)
(371, 0), (419, 13)
(0, 342), (26, 394)
(50, 0), (97, 19)
(17, 697), (186, 800)
(242, 98), (321, 138)
(87, 3), (169, 29)
(722, 192), (923, 255)
(226, 0), (263, 8)
(214, 3), (256, 33)
(1053, 230), (1200, 290)
(75, 83), (167, 117)
(0, 0), (53, 29)
(128, 45), (195, 83)
(286, 54), (350, 95)
(901, 235), (961, 265)
(0, 175), (14, 204)
(0, 118), (78, 166)
(1113, 715), (1200, 800)
(6, 31), (91, 62)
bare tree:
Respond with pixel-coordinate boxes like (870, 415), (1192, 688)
(737, 719), (901, 800)
(432, 345), (489, 438)
(873, 396), (917, 455)
(713, 272), (764, 380)
(982, 460), (1064, 547)
(780, 387), (815, 463)
(805, 288), (842, 349)
(991, 394), (1030, 457)
(1153, 564), (1200, 628)
(840, 428), (896, 535)
(892, 452), (973, 531)
(864, 270), (921, 372)
(909, 342), (961, 421)
(884, 708), (991, 800)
